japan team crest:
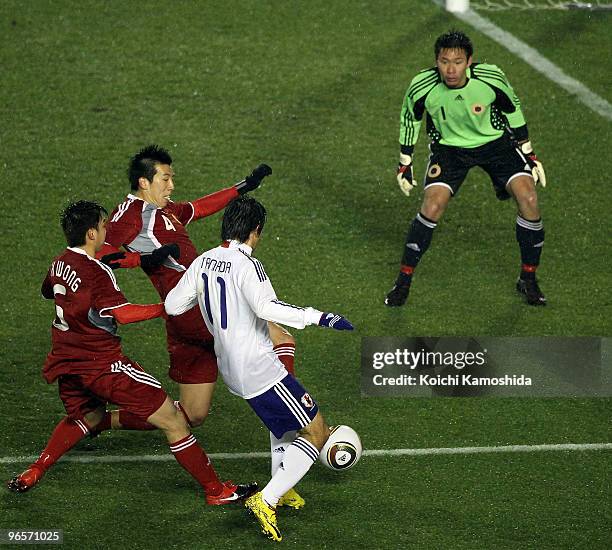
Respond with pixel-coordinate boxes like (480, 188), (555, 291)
(301, 392), (315, 410)
(471, 103), (485, 115)
(427, 164), (442, 178)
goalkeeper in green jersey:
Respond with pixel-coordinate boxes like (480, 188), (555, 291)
(385, 30), (547, 307)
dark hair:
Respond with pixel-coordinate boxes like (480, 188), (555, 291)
(221, 196), (267, 242)
(61, 200), (108, 247)
(434, 30), (473, 59)
(128, 144), (173, 190)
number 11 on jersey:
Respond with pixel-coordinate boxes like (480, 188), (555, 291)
(201, 273), (228, 329)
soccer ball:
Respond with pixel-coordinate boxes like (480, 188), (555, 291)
(319, 425), (362, 471)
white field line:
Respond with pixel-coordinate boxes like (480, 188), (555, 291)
(1, 443), (610, 465)
(433, 0), (612, 121)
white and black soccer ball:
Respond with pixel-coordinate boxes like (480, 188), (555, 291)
(319, 425), (362, 471)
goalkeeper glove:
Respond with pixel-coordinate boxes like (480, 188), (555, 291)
(140, 243), (180, 270)
(319, 312), (354, 331)
(235, 164), (272, 195)
(397, 153), (418, 197)
(520, 141), (546, 187)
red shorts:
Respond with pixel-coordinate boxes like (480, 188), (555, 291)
(166, 307), (218, 385)
(57, 355), (167, 422)
(167, 337), (218, 384)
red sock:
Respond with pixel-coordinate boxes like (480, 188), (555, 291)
(33, 416), (90, 471)
(521, 264), (538, 280)
(169, 434), (223, 496)
(118, 410), (156, 430)
(274, 342), (296, 375)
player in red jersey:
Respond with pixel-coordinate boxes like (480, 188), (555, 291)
(97, 146), (297, 431)
(7, 201), (256, 504)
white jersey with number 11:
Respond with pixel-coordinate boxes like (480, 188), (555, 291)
(165, 240), (322, 399)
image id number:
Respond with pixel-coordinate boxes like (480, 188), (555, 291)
(0, 530), (63, 544)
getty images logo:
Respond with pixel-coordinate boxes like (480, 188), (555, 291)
(371, 338), (487, 371)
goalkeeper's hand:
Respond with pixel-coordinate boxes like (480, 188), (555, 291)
(397, 153), (418, 197)
(319, 312), (354, 331)
(235, 164), (272, 195)
(520, 141), (546, 187)
(140, 243), (180, 270)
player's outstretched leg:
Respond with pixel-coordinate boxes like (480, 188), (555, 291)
(147, 397), (257, 505)
(268, 324), (305, 509)
(246, 413), (329, 541)
(269, 431), (305, 510)
(7, 410), (103, 493)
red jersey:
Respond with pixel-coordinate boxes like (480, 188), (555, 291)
(105, 195), (199, 298)
(104, 190), (237, 343)
(42, 248), (129, 383)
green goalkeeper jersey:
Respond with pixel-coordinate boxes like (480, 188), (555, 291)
(399, 63), (526, 150)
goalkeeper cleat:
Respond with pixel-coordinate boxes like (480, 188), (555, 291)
(206, 480), (259, 505)
(7, 465), (45, 493)
(245, 491), (282, 542)
(385, 283), (410, 307)
(516, 278), (547, 306)
(278, 488), (305, 509)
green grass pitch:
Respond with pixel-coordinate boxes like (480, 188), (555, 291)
(1, 1), (610, 548)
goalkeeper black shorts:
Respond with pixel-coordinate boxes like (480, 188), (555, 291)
(423, 133), (532, 200)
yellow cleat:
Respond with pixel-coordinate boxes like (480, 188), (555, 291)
(278, 488), (305, 510)
(245, 491), (282, 542)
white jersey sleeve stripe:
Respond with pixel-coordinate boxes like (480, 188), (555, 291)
(239, 249), (267, 282)
(271, 299), (305, 311)
(254, 258), (268, 281)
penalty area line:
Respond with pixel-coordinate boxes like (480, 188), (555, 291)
(1, 442), (611, 465)
(431, 0), (612, 121)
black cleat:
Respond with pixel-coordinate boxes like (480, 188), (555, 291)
(385, 283), (410, 307)
(516, 278), (546, 306)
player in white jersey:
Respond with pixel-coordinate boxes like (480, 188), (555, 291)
(165, 196), (354, 541)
